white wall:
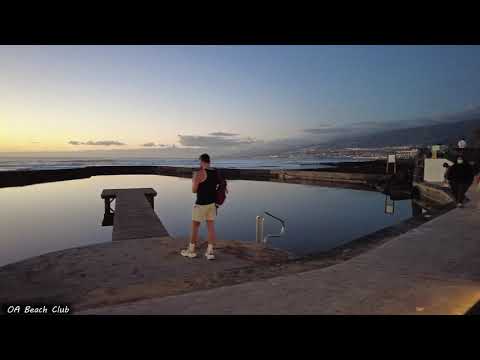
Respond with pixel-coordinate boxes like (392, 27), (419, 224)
(424, 158), (453, 183)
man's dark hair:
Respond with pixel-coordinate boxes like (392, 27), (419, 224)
(199, 153), (210, 163)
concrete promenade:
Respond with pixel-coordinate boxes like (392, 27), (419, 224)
(83, 184), (480, 315)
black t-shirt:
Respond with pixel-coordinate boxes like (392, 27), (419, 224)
(196, 168), (219, 205)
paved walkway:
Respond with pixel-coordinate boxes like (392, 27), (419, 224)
(81, 184), (480, 315)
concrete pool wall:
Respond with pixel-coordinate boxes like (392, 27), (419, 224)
(0, 165), (387, 189)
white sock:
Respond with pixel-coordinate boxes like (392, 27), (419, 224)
(188, 243), (196, 252)
(206, 244), (214, 254)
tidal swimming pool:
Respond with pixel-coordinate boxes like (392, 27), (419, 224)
(0, 174), (415, 266)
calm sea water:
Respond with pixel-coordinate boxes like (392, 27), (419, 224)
(0, 175), (414, 267)
(0, 156), (358, 171)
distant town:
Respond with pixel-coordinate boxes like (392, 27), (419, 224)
(265, 146), (420, 161)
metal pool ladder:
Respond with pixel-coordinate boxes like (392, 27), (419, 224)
(256, 211), (286, 244)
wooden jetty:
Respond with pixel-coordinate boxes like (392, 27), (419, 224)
(101, 188), (170, 241)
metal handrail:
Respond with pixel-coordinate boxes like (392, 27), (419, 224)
(262, 211), (286, 243)
(264, 211), (285, 225)
(256, 216), (264, 244)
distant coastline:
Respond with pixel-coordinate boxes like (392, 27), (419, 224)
(0, 156), (357, 172)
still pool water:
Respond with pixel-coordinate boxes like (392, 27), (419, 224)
(0, 175), (414, 266)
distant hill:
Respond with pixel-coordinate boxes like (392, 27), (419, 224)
(325, 117), (480, 149)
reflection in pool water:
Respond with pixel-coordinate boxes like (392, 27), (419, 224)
(0, 175), (413, 266)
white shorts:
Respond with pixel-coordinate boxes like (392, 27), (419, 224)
(192, 203), (216, 222)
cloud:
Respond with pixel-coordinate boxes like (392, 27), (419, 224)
(307, 123), (336, 128)
(178, 134), (257, 148)
(304, 119), (437, 137)
(68, 140), (126, 146)
(352, 105), (480, 132)
(350, 121), (390, 129)
(306, 117), (444, 136)
(303, 128), (353, 134)
(352, 118), (443, 130)
(141, 142), (168, 147)
(85, 140), (125, 146)
(208, 132), (239, 137)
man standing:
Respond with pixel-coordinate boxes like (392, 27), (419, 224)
(181, 153), (220, 260)
(446, 156), (474, 207)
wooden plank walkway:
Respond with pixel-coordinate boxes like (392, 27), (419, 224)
(101, 188), (169, 241)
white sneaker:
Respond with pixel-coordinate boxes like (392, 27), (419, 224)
(181, 243), (197, 258)
(205, 251), (216, 260)
(205, 244), (215, 260)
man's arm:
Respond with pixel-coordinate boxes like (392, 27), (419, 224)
(192, 171), (200, 193)
(192, 170), (205, 193)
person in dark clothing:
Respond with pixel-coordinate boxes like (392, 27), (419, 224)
(443, 162), (451, 186)
(181, 153), (222, 260)
(446, 156), (474, 207)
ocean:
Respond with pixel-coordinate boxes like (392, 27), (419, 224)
(0, 156), (358, 172)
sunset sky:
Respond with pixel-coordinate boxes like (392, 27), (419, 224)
(2, 45), (480, 155)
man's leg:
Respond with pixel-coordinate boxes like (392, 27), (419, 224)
(450, 182), (458, 202)
(205, 220), (216, 260)
(191, 220), (201, 245)
(181, 220), (201, 258)
(458, 183), (467, 204)
(206, 220), (216, 245)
